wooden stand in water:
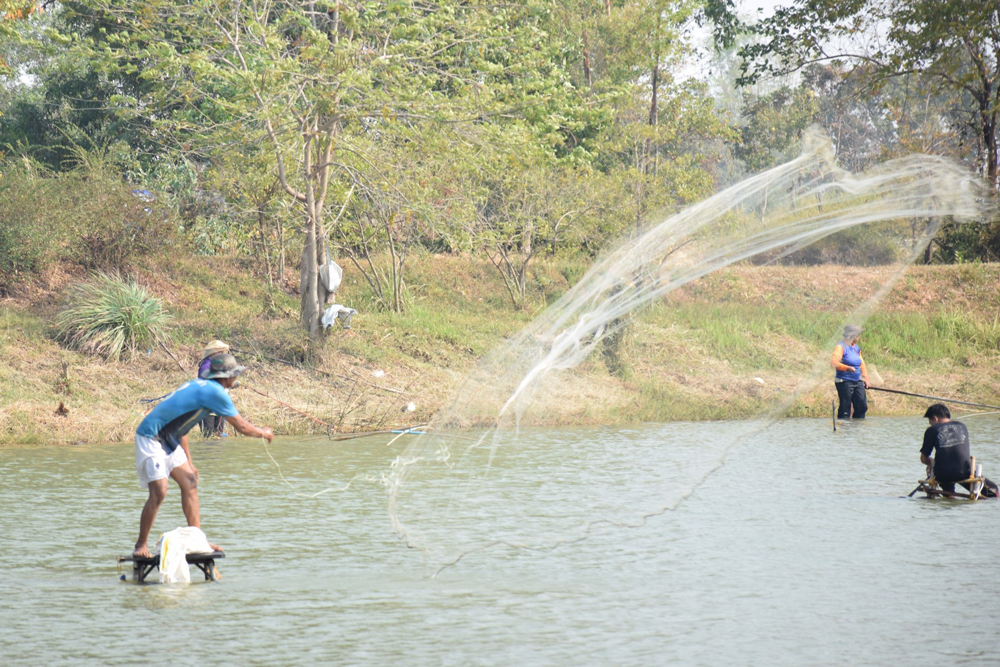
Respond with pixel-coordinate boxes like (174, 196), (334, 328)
(117, 551), (225, 583)
(914, 463), (987, 501)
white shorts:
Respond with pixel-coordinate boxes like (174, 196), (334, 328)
(135, 434), (188, 489)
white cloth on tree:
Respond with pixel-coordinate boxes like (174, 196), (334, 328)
(321, 304), (357, 330)
(319, 259), (343, 294)
(155, 526), (215, 583)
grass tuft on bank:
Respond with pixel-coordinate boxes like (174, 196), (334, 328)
(55, 272), (172, 361)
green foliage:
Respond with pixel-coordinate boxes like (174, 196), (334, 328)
(0, 2), (42, 77)
(0, 159), (54, 287)
(738, 0), (1000, 191)
(865, 311), (1000, 364)
(651, 299), (1000, 378)
(931, 219), (1000, 263)
(55, 272), (172, 361)
(0, 5), (155, 171)
(0, 219), (46, 284)
(734, 86), (819, 172)
(0, 148), (175, 287)
(756, 225), (904, 267)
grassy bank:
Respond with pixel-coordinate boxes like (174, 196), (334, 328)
(2, 256), (999, 445)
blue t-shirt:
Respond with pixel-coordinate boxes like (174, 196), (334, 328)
(137, 380), (239, 453)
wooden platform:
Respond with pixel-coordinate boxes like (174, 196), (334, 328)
(914, 477), (987, 500)
(117, 551), (225, 583)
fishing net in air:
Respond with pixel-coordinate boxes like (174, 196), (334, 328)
(384, 128), (990, 572)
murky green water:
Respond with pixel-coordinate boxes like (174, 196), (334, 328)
(2, 417), (998, 665)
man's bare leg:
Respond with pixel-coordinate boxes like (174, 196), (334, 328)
(170, 462), (223, 552)
(134, 479), (168, 558)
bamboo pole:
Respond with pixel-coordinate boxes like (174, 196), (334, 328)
(868, 386), (1000, 411)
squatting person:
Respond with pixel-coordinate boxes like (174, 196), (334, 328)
(831, 324), (869, 420)
(920, 403), (999, 497)
(132, 353), (273, 558)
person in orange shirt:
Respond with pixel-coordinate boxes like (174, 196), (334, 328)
(831, 324), (870, 419)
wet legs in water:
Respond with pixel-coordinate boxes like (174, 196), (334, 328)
(940, 478), (1000, 498)
(835, 381), (867, 419)
(199, 414), (225, 437)
(133, 463), (222, 557)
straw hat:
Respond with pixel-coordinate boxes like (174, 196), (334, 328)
(201, 339), (230, 359)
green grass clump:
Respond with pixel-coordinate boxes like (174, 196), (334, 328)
(55, 272), (172, 361)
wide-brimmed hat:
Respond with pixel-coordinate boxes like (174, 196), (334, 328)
(201, 339), (230, 359)
(205, 353), (246, 379)
(842, 324), (863, 340)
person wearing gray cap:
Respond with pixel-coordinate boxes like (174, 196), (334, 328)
(131, 353), (274, 558)
(830, 324), (870, 420)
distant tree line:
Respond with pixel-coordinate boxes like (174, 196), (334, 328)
(1, 0), (997, 334)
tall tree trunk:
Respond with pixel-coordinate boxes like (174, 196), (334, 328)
(984, 109), (998, 193)
(257, 205), (273, 288)
(277, 218), (285, 281)
(968, 39), (999, 193)
(300, 129), (323, 340)
(582, 29), (592, 88)
(648, 11), (661, 176)
(298, 118), (339, 339)
(649, 61), (659, 128)
(301, 215), (320, 337)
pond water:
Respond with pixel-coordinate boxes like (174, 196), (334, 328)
(1, 416), (998, 666)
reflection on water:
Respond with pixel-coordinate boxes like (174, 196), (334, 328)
(1, 417), (999, 666)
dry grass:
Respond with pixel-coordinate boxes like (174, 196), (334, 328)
(3, 257), (1000, 445)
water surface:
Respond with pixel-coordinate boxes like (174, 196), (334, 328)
(1, 416), (998, 665)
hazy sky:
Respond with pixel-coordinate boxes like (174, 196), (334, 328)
(740, 0), (786, 19)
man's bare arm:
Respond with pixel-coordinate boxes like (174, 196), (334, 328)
(224, 415), (274, 442)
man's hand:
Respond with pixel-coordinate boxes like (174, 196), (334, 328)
(191, 464), (199, 483)
(863, 379), (870, 389)
(225, 415), (273, 442)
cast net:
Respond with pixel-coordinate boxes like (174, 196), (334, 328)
(384, 128), (990, 572)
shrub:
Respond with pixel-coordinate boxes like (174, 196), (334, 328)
(0, 160), (58, 291)
(0, 151), (176, 289)
(55, 272), (172, 361)
(57, 161), (176, 271)
(751, 224), (903, 266)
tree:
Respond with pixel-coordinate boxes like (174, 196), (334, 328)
(733, 84), (818, 172)
(0, 2), (44, 76)
(737, 0), (1000, 192)
(53, 0), (580, 338)
(208, 145), (287, 289)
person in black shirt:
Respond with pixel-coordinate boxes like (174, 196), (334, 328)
(920, 403), (999, 497)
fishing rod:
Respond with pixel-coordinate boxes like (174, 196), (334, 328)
(868, 386), (1000, 411)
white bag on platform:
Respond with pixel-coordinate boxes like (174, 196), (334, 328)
(155, 526), (214, 583)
